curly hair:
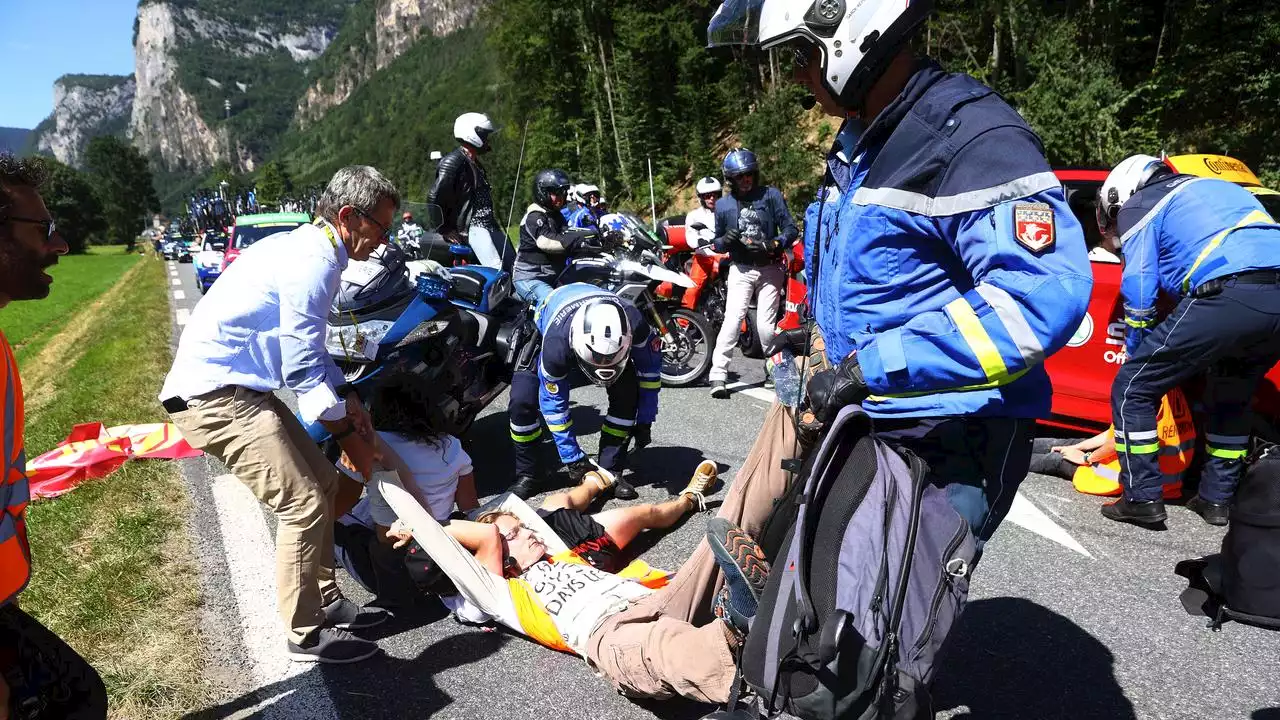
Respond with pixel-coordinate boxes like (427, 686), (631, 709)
(368, 372), (449, 449)
(0, 153), (48, 226)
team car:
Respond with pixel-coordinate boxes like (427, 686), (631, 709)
(193, 234), (228, 294)
(222, 212), (310, 270)
(1043, 160), (1280, 436)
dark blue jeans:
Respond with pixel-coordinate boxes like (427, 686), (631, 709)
(1113, 281), (1280, 503)
(874, 416), (1034, 562)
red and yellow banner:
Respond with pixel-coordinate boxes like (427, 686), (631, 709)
(25, 422), (202, 498)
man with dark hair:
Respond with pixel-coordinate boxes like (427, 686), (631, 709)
(0, 153), (107, 718)
(161, 165), (401, 664)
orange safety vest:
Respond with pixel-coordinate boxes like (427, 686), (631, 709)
(0, 330), (31, 605)
(1072, 389), (1196, 498)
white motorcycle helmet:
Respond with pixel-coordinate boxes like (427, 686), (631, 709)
(707, 0), (935, 108)
(1097, 154), (1171, 247)
(570, 299), (633, 387)
(454, 112), (498, 151)
(695, 176), (723, 197)
(578, 183), (604, 207)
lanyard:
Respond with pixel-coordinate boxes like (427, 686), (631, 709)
(313, 218), (363, 362)
(313, 217), (340, 251)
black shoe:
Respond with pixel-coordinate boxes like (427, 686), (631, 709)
(710, 381), (730, 399)
(322, 597), (388, 631)
(1186, 495), (1229, 526)
(611, 478), (639, 501)
(1100, 498), (1167, 527)
(286, 627), (379, 664)
(707, 517), (770, 633)
(510, 474), (541, 500)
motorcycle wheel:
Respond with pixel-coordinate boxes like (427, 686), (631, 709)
(659, 307), (713, 387)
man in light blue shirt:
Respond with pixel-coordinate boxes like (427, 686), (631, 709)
(160, 166), (400, 664)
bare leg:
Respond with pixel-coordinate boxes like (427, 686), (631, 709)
(540, 476), (606, 513)
(593, 496), (695, 549)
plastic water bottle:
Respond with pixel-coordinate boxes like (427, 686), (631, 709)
(771, 347), (803, 408)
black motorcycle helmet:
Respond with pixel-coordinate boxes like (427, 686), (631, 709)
(534, 168), (572, 208)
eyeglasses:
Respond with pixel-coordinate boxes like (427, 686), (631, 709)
(356, 208), (392, 241)
(9, 216), (57, 241)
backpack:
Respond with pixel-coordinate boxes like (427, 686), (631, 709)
(737, 404), (976, 720)
(1176, 443), (1280, 631)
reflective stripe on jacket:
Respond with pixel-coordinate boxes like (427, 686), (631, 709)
(1, 330), (31, 606)
(1072, 390), (1195, 497)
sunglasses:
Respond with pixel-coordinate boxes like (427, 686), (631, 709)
(355, 208), (392, 241)
(699, 192), (721, 201)
(9, 216), (57, 241)
(500, 522), (531, 543)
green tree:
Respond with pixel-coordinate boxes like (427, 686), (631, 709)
(83, 137), (160, 252)
(42, 160), (106, 254)
(256, 160), (293, 207)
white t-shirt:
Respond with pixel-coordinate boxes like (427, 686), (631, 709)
(521, 558), (652, 654)
(367, 432), (472, 525)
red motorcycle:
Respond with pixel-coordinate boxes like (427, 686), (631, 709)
(657, 218), (807, 365)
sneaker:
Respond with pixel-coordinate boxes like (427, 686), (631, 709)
(510, 474), (541, 500)
(707, 517), (770, 633)
(679, 460), (718, 511)
(322, 597), (388, 631)
(763, 360), (776, 390)
(710, 381), (730, 399)
(286, 627), (379, 664)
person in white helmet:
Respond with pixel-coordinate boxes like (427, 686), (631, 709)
(567, 183), (608, 230)
(427, 112), (514, 271)
(682, 177), (725, 310)
(1095, 154), (1280, 528)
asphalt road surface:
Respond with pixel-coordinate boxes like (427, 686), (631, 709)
(164, 261), (1280, 720)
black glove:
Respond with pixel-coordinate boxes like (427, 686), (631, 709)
(806, 353), (869, 424)
(632, 423), (652, 450)
(763, 326), (809, 357)
(721, 228), (742, 246)
(566, 457), (597, 483)
(567, 231), (601, 252)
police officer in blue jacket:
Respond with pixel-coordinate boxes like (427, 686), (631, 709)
(709, 0), (1093, 558)
(568, 183), (608, 230)
(1096, 155), (1280, 527)
(507, 282), (663, 501)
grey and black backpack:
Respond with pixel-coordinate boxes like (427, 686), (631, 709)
(736, 405), (976, 720)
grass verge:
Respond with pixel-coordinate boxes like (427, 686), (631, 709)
(16, 254), (208, 719)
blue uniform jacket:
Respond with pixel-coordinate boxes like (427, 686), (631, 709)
(1117, 175), (1280, 356)
(812, 60), (1093, 419)
(533, 283), (662, 463)
(568, 206), (603, 230)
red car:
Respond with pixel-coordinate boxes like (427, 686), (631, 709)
(1043, 168), (1280, 434)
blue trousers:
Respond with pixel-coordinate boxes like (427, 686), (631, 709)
(874, 416), (1034, 562)
(1113, 281), (1280, 503)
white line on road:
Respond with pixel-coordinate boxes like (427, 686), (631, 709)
(172, 290), (186, 301)
(725, 381), (776, 403)
(175, 308), (190, 327)
(171, 278), (182, 286)
(1006, 492), (1094, 558)
(210, 474), (337, 719)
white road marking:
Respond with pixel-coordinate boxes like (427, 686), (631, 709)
(172, 290), (186, 301)
(1006, 492), (1094, 559)
(171, 278), (182, 286)
(725, 381), (776, 403)
(175, 308), (190, 327)
(210, 474), (337, 719)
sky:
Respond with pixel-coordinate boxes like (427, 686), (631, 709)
(0, 0), (139, 129)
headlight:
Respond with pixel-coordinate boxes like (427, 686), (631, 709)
(395, 319), (452, 348)
(325, 319), (395, 362)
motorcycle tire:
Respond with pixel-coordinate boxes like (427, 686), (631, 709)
(659, 307), (714, 387)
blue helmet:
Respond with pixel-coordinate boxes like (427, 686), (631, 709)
(722, 148), (758, 179)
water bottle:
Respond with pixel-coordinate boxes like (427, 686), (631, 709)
(771, 346), (803, 408)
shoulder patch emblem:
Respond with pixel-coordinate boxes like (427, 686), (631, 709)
(544, 381), (559, 394)
(1014, 203), (1055, 253)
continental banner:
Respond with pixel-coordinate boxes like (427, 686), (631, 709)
(26, 422), (202, 498)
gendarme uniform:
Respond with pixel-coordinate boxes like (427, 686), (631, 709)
(813, 60), (1093, 553)
(508, 283), (662, 479)
(1112, 174), (1280, 504)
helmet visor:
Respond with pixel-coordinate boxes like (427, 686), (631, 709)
(707, 0), (766, 47)
(579, 345), (631, 387)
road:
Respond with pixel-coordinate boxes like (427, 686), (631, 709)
(163, 260), (1280, 720)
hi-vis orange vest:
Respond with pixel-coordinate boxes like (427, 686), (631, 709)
(1072, 389), (1196, 498)
(0, 330), (31, 605)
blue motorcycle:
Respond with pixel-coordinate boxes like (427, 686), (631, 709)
(306, 244), (534, 443)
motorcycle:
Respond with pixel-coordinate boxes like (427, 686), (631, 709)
(558, 213), (714, 387)
(657, 219), (807, 360)
(306, 244), (535, 443)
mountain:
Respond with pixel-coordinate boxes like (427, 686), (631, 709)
(0, 128), (29, 155)
(26, 75), (135, 167)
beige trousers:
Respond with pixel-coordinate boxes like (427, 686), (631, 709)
(709, 262), (787, 383)
(586, 402), (798, 703)
(169, 386), (343, 645)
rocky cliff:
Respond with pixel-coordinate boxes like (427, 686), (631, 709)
(129, 0), (349, 173)
(296, 0), (485, 127)
(29, 75), (134, 167)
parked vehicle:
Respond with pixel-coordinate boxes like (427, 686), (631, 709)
(162, 238), (191, 263)
(308, 245), (535, 442)
(223, 212), (309, 270)
(558, 213), (713, 387)
(193, 236), (227, 294)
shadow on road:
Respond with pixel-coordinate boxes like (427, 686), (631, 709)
(932, 597), (1136, 719)
(182, 631), (508, 720)
(1254, 710), (1280, 720)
